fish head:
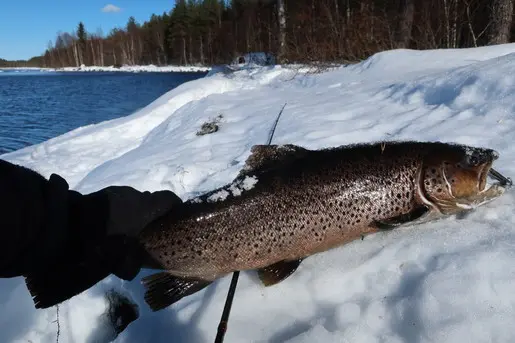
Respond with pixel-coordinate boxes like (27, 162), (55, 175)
(422, 144), (505, 215)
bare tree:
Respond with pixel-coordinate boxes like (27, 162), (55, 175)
(277, 0), (287, 63)
(394, 0), (415, 48)
(488, 0), (514, 44)
(465, 0), (490, 47)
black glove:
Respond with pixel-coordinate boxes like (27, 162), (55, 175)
(0, 159), (182, 308)
(66, 184), (182, 279)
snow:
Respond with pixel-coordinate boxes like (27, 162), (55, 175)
(2, 42), (515, 343)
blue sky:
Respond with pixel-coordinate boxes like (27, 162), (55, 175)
(0, 1), (175, 60)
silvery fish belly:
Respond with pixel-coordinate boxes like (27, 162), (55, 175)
(137, 140), (510, 311)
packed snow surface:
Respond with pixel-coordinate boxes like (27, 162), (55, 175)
(2, 43), (515, 343)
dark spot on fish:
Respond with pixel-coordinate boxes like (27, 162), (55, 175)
(164, 252), (168, 257)
(254, 243), (259, 248)
(234, 253), (238, 258)
(268, 248), (272, 253)
(431, 168), (436, 174)
(437, 188), (442, 193)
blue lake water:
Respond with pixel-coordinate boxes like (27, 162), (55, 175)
(0, 70), (207, 154)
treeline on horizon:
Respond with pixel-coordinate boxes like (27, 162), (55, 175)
(5, 0), (515, 68)
(0, 57), (42, 68)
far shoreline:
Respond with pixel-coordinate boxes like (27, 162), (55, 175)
(0, 64), (211, 73)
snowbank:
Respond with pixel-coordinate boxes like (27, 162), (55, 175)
(2, 43), (515, 343)
(53, 64), (211, 73)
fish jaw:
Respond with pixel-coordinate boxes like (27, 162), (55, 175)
(463, 183), (507, 208)
(431, 182), (507, 216)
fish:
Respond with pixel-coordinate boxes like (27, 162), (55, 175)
(137, 141), (510, 311)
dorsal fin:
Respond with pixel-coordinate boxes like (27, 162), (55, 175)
(239, 144), (309, 176)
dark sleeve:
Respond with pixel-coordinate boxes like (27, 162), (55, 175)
(0, 159), (182, 280)
(0, 159), (70, 277)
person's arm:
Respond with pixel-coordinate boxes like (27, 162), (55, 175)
(0, 159), (181, 307)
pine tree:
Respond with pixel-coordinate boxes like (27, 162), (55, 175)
(168, 0), (191, 64)
(77, 22), (87, 65)
(126, 16), (141, 64)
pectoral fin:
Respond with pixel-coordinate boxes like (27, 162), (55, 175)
(374, 206), (429, 230)
(257, 259), (303, 286)
(141, 272), (212, 311)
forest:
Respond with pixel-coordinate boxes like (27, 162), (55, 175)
(7, 0), (515, 68)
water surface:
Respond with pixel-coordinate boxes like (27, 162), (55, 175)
(0, 70), (207, 154)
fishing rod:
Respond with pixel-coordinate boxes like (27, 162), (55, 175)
(214, 102), (287, 343)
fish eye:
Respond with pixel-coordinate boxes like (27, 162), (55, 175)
(468, 155), (479, 166)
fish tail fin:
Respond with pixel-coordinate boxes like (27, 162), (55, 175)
(142, 272), (212, 311)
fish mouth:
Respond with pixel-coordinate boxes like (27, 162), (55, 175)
(477, 149), (511, 192)
(478, 162), (491, 192)
(488, 167), (513, 189)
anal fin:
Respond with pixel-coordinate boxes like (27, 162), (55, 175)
(257, 259), (303, 287)
(141, 272), (211, 311)
(374, 206), (429, 230)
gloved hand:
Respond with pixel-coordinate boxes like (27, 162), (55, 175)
(66, 183), (183, 279)
(0, 159), (181, 308)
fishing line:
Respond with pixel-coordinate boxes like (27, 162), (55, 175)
(214, 102), (287, 343)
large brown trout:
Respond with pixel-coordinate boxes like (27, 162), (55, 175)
(138, 141), (510, 311)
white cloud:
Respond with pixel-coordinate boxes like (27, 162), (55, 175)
(101, 4), (122, 13)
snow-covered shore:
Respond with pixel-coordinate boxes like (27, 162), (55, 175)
(1, 65), (211, 73)
(2, 43), (515, 343)
(54, 64), (211, 73)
